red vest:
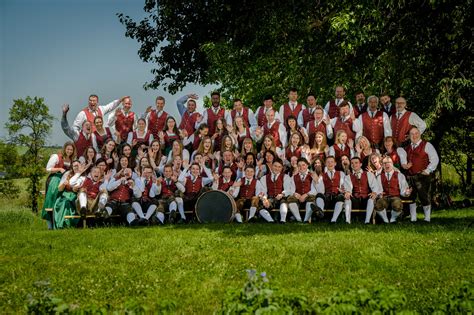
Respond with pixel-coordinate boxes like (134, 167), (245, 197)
(238, 178), (257, 199)
(327, 99), (340, 119)
(82, 177), (101, 199)
(334, 117), (356, 141)
(282, 103), (303, 122)
(179, 111), (199, 136)
(82, 107), (103, 132)
(206, 107), (225, 134)
(349, 172), (370, 198)
(293, 173), (313, 195)
(391, 111), (412, 145)
(54, 153), (65, 169)
(115, 111), (135, 142)
(286, 146), (302, 160)
(141, 179), (154, 202)
(257, 106), (274, 126)
(353, 104), (367, 118)
(109, 183), (132, 202)
(163, 132), (180, 149)
(231, 108), (250, 125)
(218, 178), (234, 192)
(405, 141), (430, 175)
(307, 121), (327, 147)
(94, 127), (112, 150)
(192, 135), (203, 151)
(265, 173), (284, 198)
(132, 131), (152, 147)
(323, 171), (341, 194)
(333, 144), (351, 161)
(381, 172), (400, 197)
(75, 132), (93, 157)
(161, 179), (177, 197)
(148, 110), (168, 138)
(301, 108), (316, 127)
(263, 121), (282, 147)
(184, 176), (202, 197)
(361, 111), (384, 145)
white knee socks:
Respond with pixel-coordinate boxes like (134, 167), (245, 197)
(365, 199), (374, 224)
(145, 205), (157, 220)
(259, 209), (274, 222)
(132, 202), (145, 219)
(423, 205), (431, 222)
(288, 203), (302, 222)
(331, 201), (343, 222)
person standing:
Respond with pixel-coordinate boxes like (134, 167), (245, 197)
(401, 126), (439, 222)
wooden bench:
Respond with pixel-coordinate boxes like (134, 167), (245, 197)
(242, 199), (415, 224)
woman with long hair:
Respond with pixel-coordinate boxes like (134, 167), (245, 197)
(166, 140), (190, 165)
(41, 141), (76, 229)
(99, 138), (118, 171)
(354, 136), (379, 170)
(128, 118), (153, 152)
(382, 136), (406, 170)
(53, 159), (85, 229)
(193, 136), (215, 170)
(285, 115), (308, 145)
(231, 116), (251, 150)
(148, 139), (165, 175)
(211, 117), (229, 152)
(328, 130), (354, 171)
(93, 116), (114, 151)
(159, 116), (181, 155)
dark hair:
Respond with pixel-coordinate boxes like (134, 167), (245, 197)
(233, 98), (242, 103)
(211, 91), (221, 97)
(355, 90), (365, 96)
(89, 94), (99, 100)
(297, 157), (309, 165)
(273, 158), (284, 166)
(307, 92), (316, 98)
(155, 96), (165, 102)
(289, 87), (298, 93)
(263, 95), (274, 101)
(350, 156), (362, 163)
(339, 100), (350, 108)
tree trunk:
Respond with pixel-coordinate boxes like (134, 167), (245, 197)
(467, 155), (472, 186)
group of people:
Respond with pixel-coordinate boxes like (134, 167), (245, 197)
(40, 86), (439, 229)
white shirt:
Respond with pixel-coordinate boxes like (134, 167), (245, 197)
(107, 109), (138, 134)
(225, 108), (257, 129)
(394, 110), (427, 134)
(254, 106), (283, 126)
(106, 175), (142, 198)
(399, 140), (439, 174)
(257, 173), (293, 197)
(73, 99), (121, 133)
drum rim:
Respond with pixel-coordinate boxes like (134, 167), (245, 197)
(195, 190), (237, 223)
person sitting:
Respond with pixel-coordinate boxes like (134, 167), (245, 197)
(374, 156), (412, 223)
(156, 164), (186, 224)
(131, 166), (161, 225)
(343, 157), (381, 224)
(104, 167), (142, 226)
(256, 159), (293, 223)
(287, 158), (325, 223)
(76, 166), (109, 219)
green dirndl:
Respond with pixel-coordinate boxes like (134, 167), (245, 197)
(53, 190), (79, 229)
(40, 172), (62, 220)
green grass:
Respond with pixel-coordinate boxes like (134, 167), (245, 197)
(0, 203), (473, 313)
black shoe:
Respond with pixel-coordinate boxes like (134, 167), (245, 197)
(100, 209), (110, 219)
(138, 218), (148, 226)
(311, 204), (324, 219)
(150, 216), (160, 225)
(247, 216), (257, 223)
(169, 211), (177, 224)
(279, 220), (286, 224)
(129, 219), (140, 227)
(303, 220), (310, 224)
(80, 207), (87, 218)
(177, 218), (186, 224)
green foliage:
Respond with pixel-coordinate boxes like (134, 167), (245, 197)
(0, 180), (20, 198)
(0, 141), (21, 179)
(5, 96), (53, 212)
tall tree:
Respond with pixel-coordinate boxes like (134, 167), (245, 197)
(118, 0), (473, 195)
(6, 97), (53, 212)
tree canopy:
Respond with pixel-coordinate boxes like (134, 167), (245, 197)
(118, 0), (473, 193)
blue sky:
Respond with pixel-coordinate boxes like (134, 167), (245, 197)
(0, 0), (213, 146)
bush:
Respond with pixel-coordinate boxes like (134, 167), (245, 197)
(0, 179), (20, 198)
(218, 271), (473, 314)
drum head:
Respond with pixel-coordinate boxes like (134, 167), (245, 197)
(195, 190), (235, 223)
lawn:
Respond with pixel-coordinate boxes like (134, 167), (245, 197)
(0, 200), (472, 313)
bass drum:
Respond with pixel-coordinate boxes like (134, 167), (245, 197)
(195, 190), (236, 223)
